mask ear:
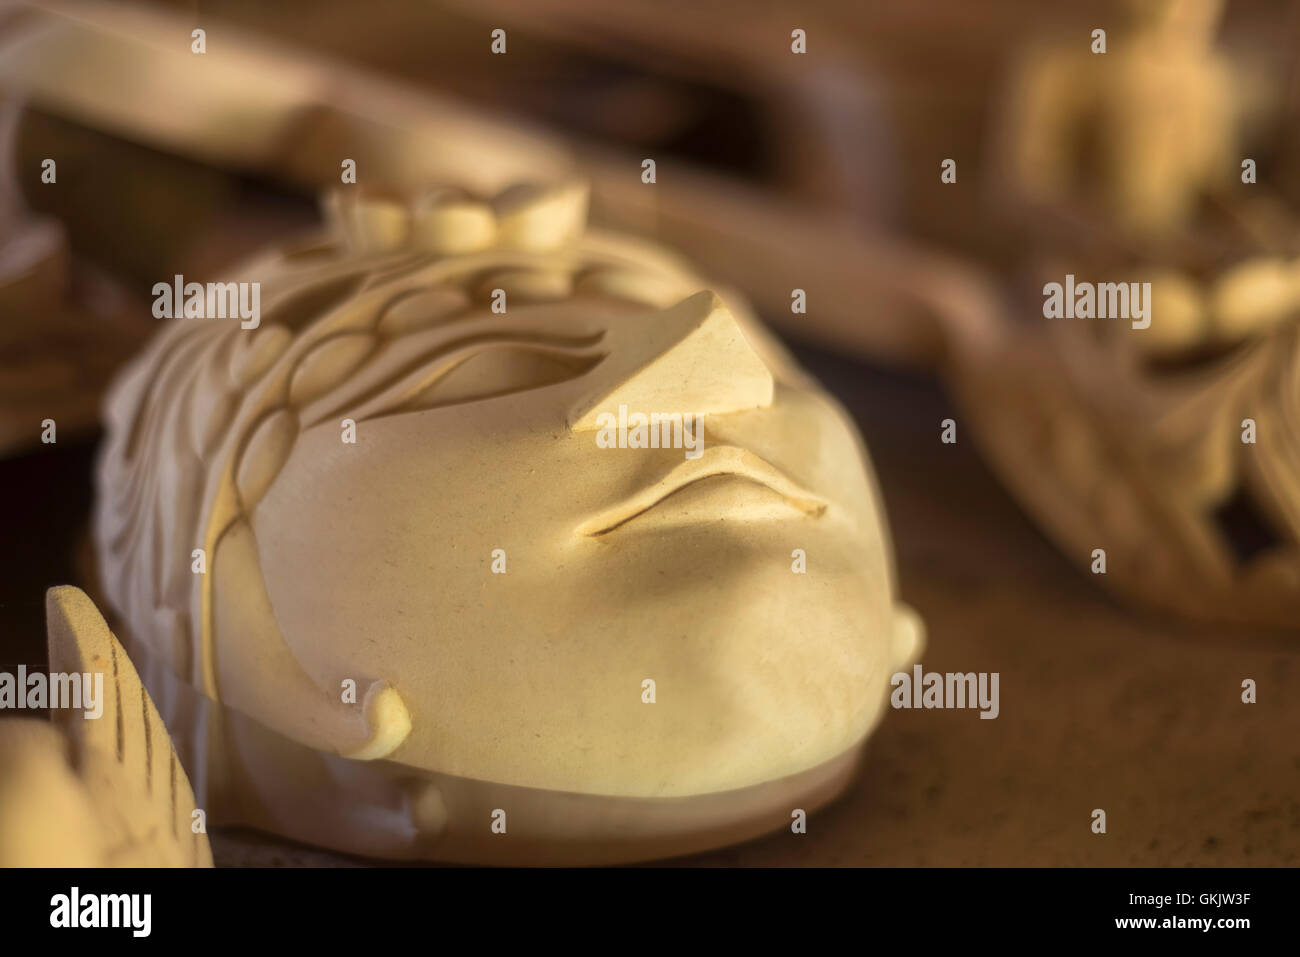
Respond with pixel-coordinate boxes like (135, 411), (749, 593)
(891, 604), (926, 672)
(568, 290), (774, 431)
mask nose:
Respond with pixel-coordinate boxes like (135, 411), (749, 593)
(568, 290), (774, 431)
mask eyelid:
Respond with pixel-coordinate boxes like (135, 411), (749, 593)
(361, 340), (609, 423)
(300, 330), (605, 427)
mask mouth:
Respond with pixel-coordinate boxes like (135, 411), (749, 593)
(575, 444), (827, 537)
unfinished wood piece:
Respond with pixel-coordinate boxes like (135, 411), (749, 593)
(0, 0), (958, 368)
(947, 309), (1300, 631)
(996, 0), (1236, 244)
(0, 93), (154, 456)
(0, 586), (213, 867)
(966, 0), (1300, 629)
